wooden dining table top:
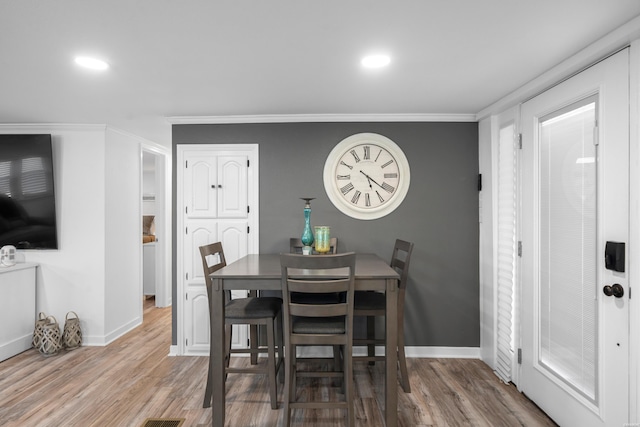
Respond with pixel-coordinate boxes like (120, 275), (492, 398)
(209, 253), (399, 284)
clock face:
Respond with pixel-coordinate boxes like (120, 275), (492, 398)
(323, 133), (410, 220)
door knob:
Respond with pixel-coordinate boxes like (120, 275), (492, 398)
(603, 284), (624, 298)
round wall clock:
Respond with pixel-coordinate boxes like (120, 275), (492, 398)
(323, 132), (410, 220)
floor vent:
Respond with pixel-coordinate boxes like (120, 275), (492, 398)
(140, 418), (185, 427)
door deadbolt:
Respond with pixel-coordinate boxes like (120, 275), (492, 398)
(603, 284), (624, 298)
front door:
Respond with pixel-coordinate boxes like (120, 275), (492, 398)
(520, 49), (629, 426)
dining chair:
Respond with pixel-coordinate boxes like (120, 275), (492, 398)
(289, 237), (342, 368)
(289, 237), (338, 254)
(280, 252), (356, 427)
(353, 239), (414, 393)
(200, 242), (283, 409)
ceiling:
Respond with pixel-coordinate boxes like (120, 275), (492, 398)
(2, 1), (640, 147)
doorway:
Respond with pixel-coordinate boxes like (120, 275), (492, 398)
(142, 148), (170, 310)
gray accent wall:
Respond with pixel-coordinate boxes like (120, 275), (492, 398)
(172, 121), (479, 348)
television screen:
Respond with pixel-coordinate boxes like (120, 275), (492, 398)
(0, 134), (58, 249)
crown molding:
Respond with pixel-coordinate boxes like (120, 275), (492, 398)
(0, 123), (107, 132)
(166, 113), (477, 125)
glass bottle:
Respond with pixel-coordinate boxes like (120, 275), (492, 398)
(300, 198), (315, 252)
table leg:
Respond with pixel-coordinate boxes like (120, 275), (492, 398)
(385, 278), (398, 427)
(211, 278), (226, 427)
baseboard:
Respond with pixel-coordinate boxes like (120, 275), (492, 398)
(82, 316), (143, 346)
(173, 345), (481, 359)
(0, 334), (32, 362)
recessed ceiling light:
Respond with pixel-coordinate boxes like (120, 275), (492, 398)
(74, 56), (109, 71)
(361, 55), (390, 69)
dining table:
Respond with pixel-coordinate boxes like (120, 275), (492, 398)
(208, 252), (400, 427)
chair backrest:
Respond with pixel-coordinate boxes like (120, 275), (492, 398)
(199, 242), (228, 300)
(390, 239), (414, 291)
(289, 237), (338, 254)
(280, 253), (356, 342)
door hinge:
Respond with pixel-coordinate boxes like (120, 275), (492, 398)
(186, 338), (188, 346)
(247, 205), (250, 213)
(247, 226), (250, 233)
(518, 133), (522, 149)
(517, 348), (522, 364)
(594, 121), (599, 146)
(517, 241), (522, 257)
(477, 174), (482, 191)
(247, 159), (250, 167)
(185, 227), (188, 235)
(186, 272), (188, 280)
(185, 160), (188, 168)
(185, 206), (188, 214)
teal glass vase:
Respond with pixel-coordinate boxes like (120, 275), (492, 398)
(300, 198), (315, 247)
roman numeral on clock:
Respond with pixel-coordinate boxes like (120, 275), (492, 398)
(351, 190), (361, 204)
(340, 160), (353, 170)
(340, 183), (355, 195)
(381, 182), (395, 193)
(363, 146), (370, 160)
(381, 159), (394, 169)
(337, 174), (351, 180)
(376, 190), (385, 203)
(350, 150), (361, 163)
(365, 193), (371, 207)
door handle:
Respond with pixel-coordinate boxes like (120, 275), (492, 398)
(603, 284), (624, 298)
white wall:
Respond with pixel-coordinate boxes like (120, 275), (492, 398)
(0, 124), (144, 345)
(104, 128), (143, 341)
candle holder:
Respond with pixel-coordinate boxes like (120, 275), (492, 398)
(314, 226), (331, 254)
(300, 198), (315, 254)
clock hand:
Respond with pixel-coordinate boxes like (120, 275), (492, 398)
(360, 170), (385, 190)
(359, 170), (373, 189)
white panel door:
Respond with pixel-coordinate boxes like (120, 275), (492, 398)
(184, 154), (218, 219)
(520, 49), (629, 426)
(178, 144), (259, 356)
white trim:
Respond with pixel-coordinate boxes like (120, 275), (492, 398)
(174, 346), (482, 359)
(167, 113), (477, 125)
(83, 316), (142, 346)
(629, 39), (640, 424)
(0, 123), (107, 132)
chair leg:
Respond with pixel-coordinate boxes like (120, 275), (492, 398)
(203, 357), (213, 408)
(344, 344), (355, 427)
(367, 316), (376, 365)
(283, 342), (295, 427)
(266, 318), (278, 409)
(277, 311), (285, 384)
(250, 324), (259, 365)
(397, 316), (411, 393)
(203, 323), (232, 408)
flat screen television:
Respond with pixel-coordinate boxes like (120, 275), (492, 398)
(0, 134), (58, 249)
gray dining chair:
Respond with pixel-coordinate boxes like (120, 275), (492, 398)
(353, 239), (414, 393)
(200, 242), (283, 409)
(280, 252), (356, 427)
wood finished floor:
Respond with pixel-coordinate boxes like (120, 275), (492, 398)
(0, 299), (557, 427)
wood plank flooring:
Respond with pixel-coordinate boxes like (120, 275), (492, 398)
(0, 299), (557, 427)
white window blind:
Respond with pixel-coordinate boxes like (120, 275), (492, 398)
(538, 100), (597, 401)
(495, 122), (517, 383)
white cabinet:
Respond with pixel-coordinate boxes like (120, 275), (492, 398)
(177, 145), (259, 355)
(0, 263), (37, 362)
(143, 242), (156, 296)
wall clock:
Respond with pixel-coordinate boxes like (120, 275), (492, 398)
(323, 133), (410, 220)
